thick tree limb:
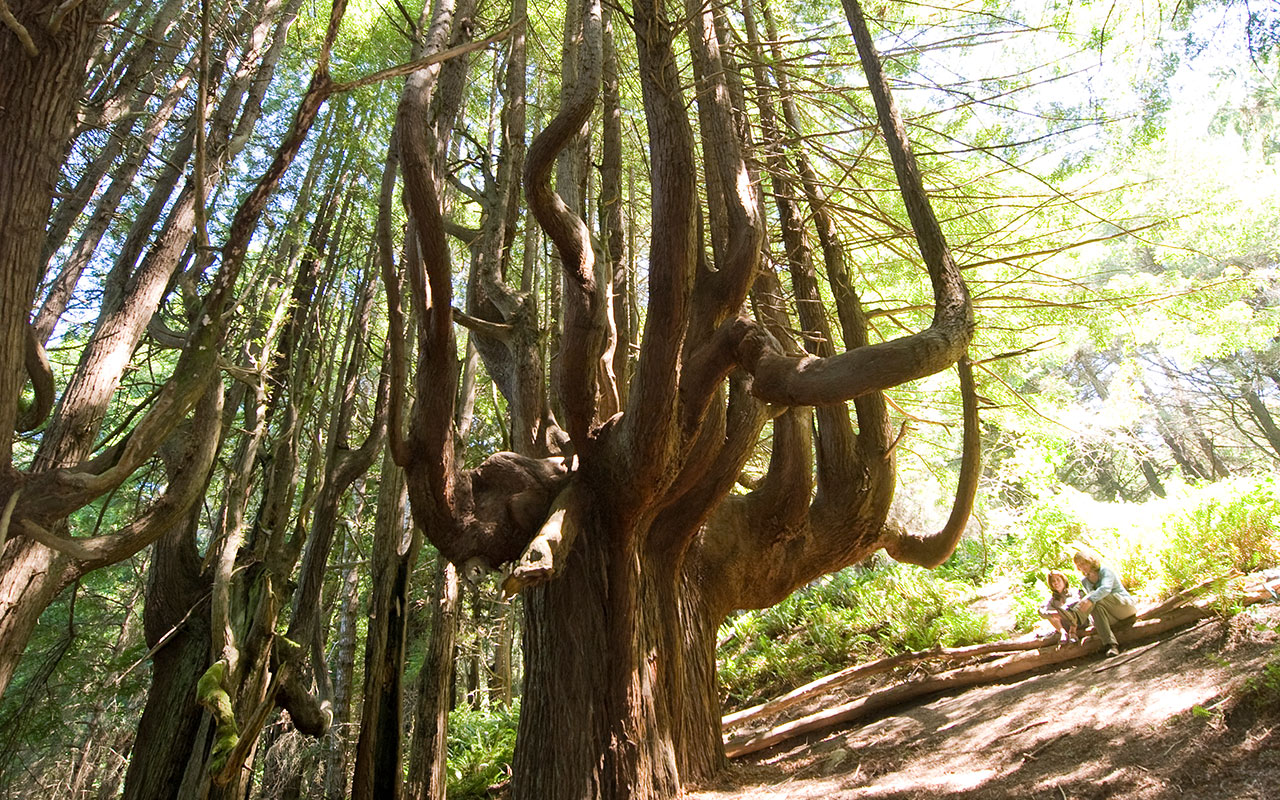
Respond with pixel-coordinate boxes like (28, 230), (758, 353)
(840, 0), (970, 332)
(618, 0), (697, 490)
(395, 0), (467, 571)
(744, 325), (972, 407)
(684, 0), (973, 411)
(501, 481), (580, 596)
(17, 381), (222, 567)
(452, 307), (514, 339)
(684, 0), (763, 331)
(277, 665), (333, 736)
(374, 124), (408, 466)
(524, 0), (604, 450)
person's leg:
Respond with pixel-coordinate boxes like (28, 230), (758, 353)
(1090, 603), (1115, 649)
(1091, 594), (1137, 650)
(1064, 608), (1085, 642)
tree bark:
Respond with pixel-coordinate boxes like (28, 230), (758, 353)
(388, 1), (975, 798)
(1244, 386), (1280, 458)
(0, 0), (311, 705)
(121, 506), (214, 800)
(406, 558), (460, 800)
(322, 531), (365, 800)
(351, 454), (415, 800)
(0, 0), (105, 466)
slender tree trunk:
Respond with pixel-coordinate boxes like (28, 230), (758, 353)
(351, 454), (414, 800)
(489, 601), (515, 707)
(121, 511), (214, 800)
(406, 558), (460, 800)
(1244, 386), (1280, 459)
(322, 534), (364, 800)
(0, 0), (303, 705)
(34, 51), (197, 343)
(41, 0), (191, 262)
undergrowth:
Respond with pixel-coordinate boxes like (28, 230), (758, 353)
(447, 702), (520, 799)
(717, 474), (1280, 712)
(1242, 657), (1280, 713)
(717, 561), (993, 710)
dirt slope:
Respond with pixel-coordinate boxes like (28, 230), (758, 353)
(691, 603), (1280, 800)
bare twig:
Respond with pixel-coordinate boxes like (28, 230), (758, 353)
(325, 25), (516, 95)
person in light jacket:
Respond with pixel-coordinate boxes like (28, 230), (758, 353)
(1072, 546), (1138, 657)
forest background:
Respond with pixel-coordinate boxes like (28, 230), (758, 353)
(0, 0), (1278, 798)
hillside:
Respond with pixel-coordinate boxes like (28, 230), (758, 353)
(694, 602), (1280, 799)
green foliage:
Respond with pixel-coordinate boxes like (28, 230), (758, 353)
(0, 561), (150, 796)
(717, 563), (995, 709)
(446, 702), (520, 799)
(1241, 655), (1280, 713)
(1160, 476), (1280, 591)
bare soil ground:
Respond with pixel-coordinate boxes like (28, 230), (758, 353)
(691, 603), (1280, 800)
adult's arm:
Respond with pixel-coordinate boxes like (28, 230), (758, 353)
(1084, 567), (1125, 604)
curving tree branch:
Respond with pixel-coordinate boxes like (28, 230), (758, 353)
(14, 324), (53, 433)
(881, 357), (981, 567)
(523, 0), (604, 452)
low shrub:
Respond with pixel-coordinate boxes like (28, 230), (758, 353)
(1160, 476), (1280, 593)
(447, 702), (520, 799)
(717, 562), (995, 709)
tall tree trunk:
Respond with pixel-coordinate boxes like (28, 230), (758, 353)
(1244, 386), (1280, 459)
(0, 0), (103, 695)
(0, 0), (305, 705)
(0, 0), (105, 466)
(489, 600), (516, 707)
(405, 558), (460, 800)
(41, 0), (191, 263)
(388, 1), (975, 798)
(351, 453), (415, 800)
(121, 509), (214, 800)
(322, 530), (365, 800)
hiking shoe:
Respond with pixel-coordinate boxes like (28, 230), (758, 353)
(1104, 645), (1120, 657)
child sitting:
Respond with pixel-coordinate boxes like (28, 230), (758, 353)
(1040, 569), (1086, 644)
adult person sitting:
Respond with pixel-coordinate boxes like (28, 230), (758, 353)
(1072, 546), (1138, 657)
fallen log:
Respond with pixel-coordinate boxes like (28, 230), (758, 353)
(721, 633), (1050, 730)
(1138, 571), (1239, 620)
(723, 574), (1272, 736)
(724, 604), (1215, 758)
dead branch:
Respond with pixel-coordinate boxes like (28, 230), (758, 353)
(1139, 571), (1241, 620)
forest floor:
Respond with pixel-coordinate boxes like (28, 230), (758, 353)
(691, 593), (1280, 800)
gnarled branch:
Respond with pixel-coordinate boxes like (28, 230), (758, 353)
(15, 324), (54, 433)
(501, 480), (581, 596)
